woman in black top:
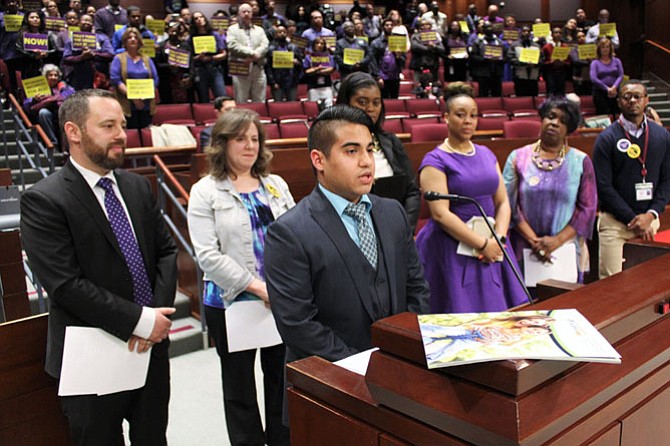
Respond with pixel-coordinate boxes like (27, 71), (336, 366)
(336, 72), (421, 231)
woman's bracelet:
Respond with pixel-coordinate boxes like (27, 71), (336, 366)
(479, 238), (489, 251)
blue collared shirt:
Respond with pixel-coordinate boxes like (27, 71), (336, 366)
(319, 184), (375, 247)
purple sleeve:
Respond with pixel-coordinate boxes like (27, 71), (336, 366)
(149, 57), (159, 88)
(418, 147), (444, 173)
(110, 55), (122, 86)
(568, 154), (598, 239)
(589, 59), (607, 91)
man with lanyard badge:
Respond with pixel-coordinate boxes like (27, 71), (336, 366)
(593, 79), (670, 278)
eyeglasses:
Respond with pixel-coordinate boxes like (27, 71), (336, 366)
(620, 94), (647, 102)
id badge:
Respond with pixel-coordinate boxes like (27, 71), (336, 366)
(635, 182), (653, 201)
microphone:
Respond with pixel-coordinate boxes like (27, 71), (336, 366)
(422, 191), (534, 305)
(424, 191), (467, 202)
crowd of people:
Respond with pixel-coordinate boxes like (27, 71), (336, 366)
(13, 2), (670, 446)
(0, 1), (639, 139)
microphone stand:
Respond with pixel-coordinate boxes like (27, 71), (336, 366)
(424, 192), (534, 305)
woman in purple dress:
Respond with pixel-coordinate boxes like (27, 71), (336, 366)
(416, 83), (527, 313)
(503, 96), (597, 283)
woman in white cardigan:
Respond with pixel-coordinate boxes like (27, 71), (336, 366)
(187, 108), (294, 446)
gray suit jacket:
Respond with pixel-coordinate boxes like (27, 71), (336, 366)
(265, 187), (429, 363)
(20, 161), (178, 378)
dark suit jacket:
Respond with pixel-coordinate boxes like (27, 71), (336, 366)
(20, 161), (178, 378)
(265, 187), (430, 363)
(200, 126), (212, 150)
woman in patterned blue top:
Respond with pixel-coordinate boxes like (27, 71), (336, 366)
(187, 108), (295, 446)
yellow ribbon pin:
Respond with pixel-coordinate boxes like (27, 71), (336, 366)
(265, 183), (280, 198)
(627, 144), (641, 159)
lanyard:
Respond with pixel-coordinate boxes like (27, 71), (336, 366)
(618, 119), (650, 180)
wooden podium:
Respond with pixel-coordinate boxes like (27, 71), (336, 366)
(287, 253), (670, 445)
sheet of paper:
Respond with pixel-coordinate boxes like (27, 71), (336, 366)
(225, 300), (282, 353)
(58, 326), (151, 396)
(523, 243), (577, 287)
(333, 348), (379, 376)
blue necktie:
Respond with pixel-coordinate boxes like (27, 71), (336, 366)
(98, 177), (154, 306)
(344, 202), (378, 270)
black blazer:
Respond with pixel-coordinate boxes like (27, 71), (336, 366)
(265, 187), (429, 363)
(20, 161), (178, 378)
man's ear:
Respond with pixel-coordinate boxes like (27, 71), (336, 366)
(310, 149), (325, 173)
(63, 121), (81, 145)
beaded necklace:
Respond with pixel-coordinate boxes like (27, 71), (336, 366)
(532, 139), (566, 171)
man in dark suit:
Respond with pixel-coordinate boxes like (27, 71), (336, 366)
(199, 95), (236, 149)
(20, 89), (178, 446)
(264, 105), (430, 363)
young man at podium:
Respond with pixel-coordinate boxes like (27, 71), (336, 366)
(264, 105), (430, 363)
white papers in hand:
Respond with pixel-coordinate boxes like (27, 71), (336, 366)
(58, 326), (151, 396)
(333, 348), (379, 376)
(225, 300), (282, 353)
(523, 243), (578, 287)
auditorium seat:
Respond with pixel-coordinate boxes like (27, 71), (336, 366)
(140, 127), (153, 146)
(401, 117), (441, 133)
(152, 104), (195, 125)
(192, 103), (217, 125)
(502, 119), (542, 139)
(399, 81), (414, 98)
(267, 101), (309, 122)
(578, 95), (598, 116)
(125, 129), (142, 148)
(474, 97), (506, 117)
(410, 123), (449, 142)
(383, 118), (404, 135)
(502, 81), (515, 97)
(406, 98), (442, 118)
(301, 100), (320, 119)
(297, 84), (309, 100)
(263, 122), (281, 140)
(279, 121), (310, 139)
(237, 102), (272, 122)
(476, 116), (509, 131)
(503, 96), (538, 118)
(384, 99), (410, 119)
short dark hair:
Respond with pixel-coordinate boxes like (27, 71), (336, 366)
(336, 72), (385, 130)
(213, 96), (235, 111)
(308, 105), (373, 157)
(443, 82), (475, 112)
(127, 5), (140, 14)
(618, 79), (648, 97)
(206, 108), (271, 180)
(538, 96), (582, 134)
(59, 89), (116, 132)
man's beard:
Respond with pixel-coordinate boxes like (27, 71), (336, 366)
(81, 130), (125, 171)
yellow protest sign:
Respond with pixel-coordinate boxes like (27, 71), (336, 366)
(139, 38), (156, 57)
(532, 23), (550, 38)
(22, 75), (51, 98)
(420, 31), (438, 43)
(483, 45), (503, 60)
(272, 51), (293, 69)
(145, 18), (165, 36)
(210, 17), (229, 31)
(599, 23), (616, 37)
(229, 59), (250, 77)
(459, 21), (469, 34)
(4, 14), (22, 32)
(388, 35), (408, 52)
(126, 79), (155, 99)
(114, 24), (124, 32)
(68, 25), (80, 33)
(551, 46), (571, 61)
(578, 44), (597, 60)
(192, 35), (216, 54)
(449, 46), (468, 58)
(71, 31), (96, 50)
(343, 48), (364, 65)
(168, 47), (190, 68)
(503, 29), (519, 41)
(323, 36), (336, 49)
(519, 47), (540, 64)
